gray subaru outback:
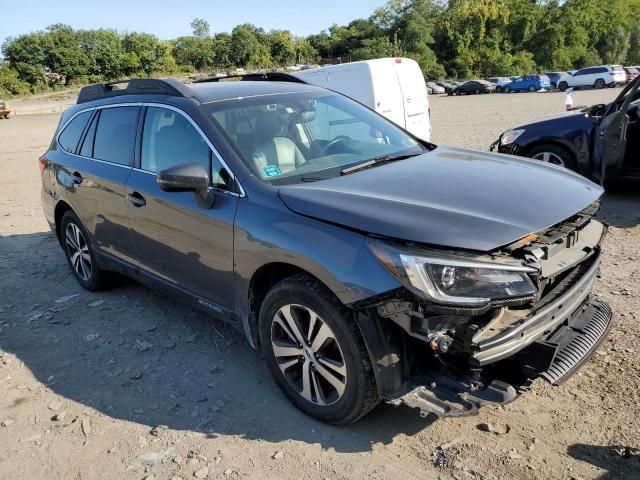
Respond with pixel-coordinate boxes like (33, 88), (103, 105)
(40, 76), (612, 424)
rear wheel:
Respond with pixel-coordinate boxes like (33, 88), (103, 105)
(558, 81), (568, 92)
(594, 78), (606, 89)
(528, 85), (536, 92)
(528, 144), (577, 171)
(258, 274), (379, 424)
(61, 210), (107, 291)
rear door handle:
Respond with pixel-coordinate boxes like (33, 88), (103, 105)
(70, 171), (83, 184)
(127, 191), (146, 207)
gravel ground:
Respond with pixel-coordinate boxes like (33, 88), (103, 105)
(0, 89), (639, 480)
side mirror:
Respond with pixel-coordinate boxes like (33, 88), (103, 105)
(157, 163), (209, 192)
(157, 163), (215, 208)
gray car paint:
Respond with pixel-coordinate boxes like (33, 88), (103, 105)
(279, 147), (603, 251)
(41, 81), (603, 349)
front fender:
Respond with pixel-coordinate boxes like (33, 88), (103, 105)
(233, 190), (402, 344)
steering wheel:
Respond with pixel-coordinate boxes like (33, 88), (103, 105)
(323, 135), (352, 154)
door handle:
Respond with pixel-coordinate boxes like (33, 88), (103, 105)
(70, 171), (83, 184)
(127, 191), (146, 207)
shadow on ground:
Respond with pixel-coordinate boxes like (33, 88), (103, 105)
(567, 443), (640, 480)
(598, 184), (640, 228)
(0, 231), (434, 454)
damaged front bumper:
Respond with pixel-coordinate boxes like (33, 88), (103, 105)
(356, 213), (613, 417)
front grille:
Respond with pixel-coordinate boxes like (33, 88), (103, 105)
(540, 300), (613, 385)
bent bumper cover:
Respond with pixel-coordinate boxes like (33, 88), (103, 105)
(471, 255), (602, 366)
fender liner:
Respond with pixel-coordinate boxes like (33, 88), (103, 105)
(354, 309), (404, 398)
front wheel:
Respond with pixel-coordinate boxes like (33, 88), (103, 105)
(558, 81), (568, 92)
(504, 86), (511, 93)
(528, 85), (536, 92)
(594, 78), (606, 89)
(259, 274), (379, 424)
(528, 144), (577, 171)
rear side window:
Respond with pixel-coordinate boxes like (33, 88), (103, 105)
(58, 111), (91, 153)
(93, 106), (140, 165)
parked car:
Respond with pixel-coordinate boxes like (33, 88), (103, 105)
(503, 75), (551, 93)
(0, 101), (11, 119)
(41, 77), (612, 424)
(544, 72), (569, 90)
(449, 80), (496, 95)
(557, 65), (626, 91)
(437, 81), (458, 95)
(293, 58), (431, 142)
(487, 76), (512, 93)
(426, 81), (445, 94)
(624, 66), (639, 83)
(491, 76), (640, 183)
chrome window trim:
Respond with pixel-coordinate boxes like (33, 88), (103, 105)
(55, 102), (245, 197)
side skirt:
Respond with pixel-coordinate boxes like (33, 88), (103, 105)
(96, 251), (239, 325)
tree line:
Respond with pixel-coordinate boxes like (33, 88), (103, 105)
(2, 0), (639, 97)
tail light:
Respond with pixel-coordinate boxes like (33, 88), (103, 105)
(38, 156), (48, 176)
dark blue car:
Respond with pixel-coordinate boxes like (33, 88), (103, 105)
(545, 72), (569, 90)
(40, 75), (612, 424)
(504, 74), (551, 93)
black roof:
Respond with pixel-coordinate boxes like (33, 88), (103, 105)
(76, 77), (323, 106)
(190, 81), (321, 104)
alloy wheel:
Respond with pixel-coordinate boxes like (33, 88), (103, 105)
(65, 223), (92, 281)
(270, 304), (347, 406)
(533, 151), (565, 167)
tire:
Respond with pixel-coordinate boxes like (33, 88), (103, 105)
(527, 144), (577, 172)
(258, 273), (379, 424)
(474, 89), (481, 94)
(551, 82), (557, 90)
(504, 86), (511, 93)
(60, 210), (108, 291)
(594, 78), (606, 89)
(528, 85), (536, 92)
(558, 81), (568, 92)
(496, 86), (503, 93)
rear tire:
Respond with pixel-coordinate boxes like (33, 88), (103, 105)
(258, 274), (379, 424)
(527, 144), (577, 172)
(528, 85), (536, 92)
(504, 86), (511, 93)
(60, 210), (108, 291)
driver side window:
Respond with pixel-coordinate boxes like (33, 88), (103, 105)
(306, 102), (384, 144)
(141, 107), (231, 189)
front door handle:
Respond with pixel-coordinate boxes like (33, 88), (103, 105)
(70, 171), (83, 184)
(127, 191), (146, 208)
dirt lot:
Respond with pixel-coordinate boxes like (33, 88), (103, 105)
(1, 89), (638, 480)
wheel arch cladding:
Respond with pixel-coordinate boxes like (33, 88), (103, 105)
(54, 200), (73, 242)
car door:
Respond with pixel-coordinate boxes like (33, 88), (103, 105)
(58, 105), (139, 265)
(125, 105), (239, 312)
(592, 77), (640, 182)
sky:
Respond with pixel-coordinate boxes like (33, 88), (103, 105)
(1, 0), (384, 41)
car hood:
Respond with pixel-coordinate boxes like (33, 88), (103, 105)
(278, 147), (603, 252)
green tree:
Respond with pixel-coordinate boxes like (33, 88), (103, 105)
(77, 29), (126, 80)
(269, 30), (296, 66)
(190, 18), (210, 39)
(122, 32), (165, 75)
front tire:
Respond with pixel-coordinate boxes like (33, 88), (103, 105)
(558, 81), (568, 92)
(258, 274), (379, 424)
(594, 78), (606, 89)
(528, 85), (536, 92)
(61, 210), (107, 291)
(527, 144), (577, 171)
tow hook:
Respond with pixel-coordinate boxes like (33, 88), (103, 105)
(430, 335), (453, 354)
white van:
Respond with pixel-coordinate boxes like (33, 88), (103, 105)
(293, 58), (432, 142)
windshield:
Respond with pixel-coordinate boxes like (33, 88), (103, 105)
(204, 91), (429, 184)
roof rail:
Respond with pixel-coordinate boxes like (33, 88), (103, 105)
(77, 78), (196, 104)
(191, 72), (307, 84)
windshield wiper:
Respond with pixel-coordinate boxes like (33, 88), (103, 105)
(340, 153), (420, 176)
(300, 175), (331, 182)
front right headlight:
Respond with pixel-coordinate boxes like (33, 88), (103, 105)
(368, 240), (538, 306)
(500, 129), (525, 146)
